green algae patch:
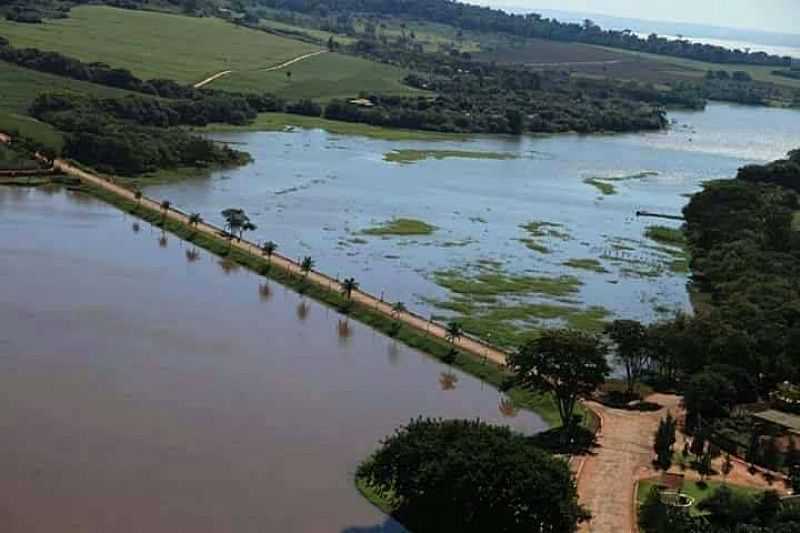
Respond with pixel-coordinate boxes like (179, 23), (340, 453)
(583, 177), (616, 195)
(518, 220), (570, 254)
(433, 270), (582, 298)
(361, 218), (436, 236)
(384, 149), (518, 164)
(563, 258), (609, 273)
(645, 225), (687, 247)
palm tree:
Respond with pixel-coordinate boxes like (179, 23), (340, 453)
(134, 189), (143, 208)
(301, 256), (314, 277)
(392, 301), (407, 319)
(221, 208), (257, 243)
(159, 200), (171, 224)
(188, 212), (202, 227)
(261, 241), (277, 261)
(445, 321), (464, 345)
(341, 277), (358, 299)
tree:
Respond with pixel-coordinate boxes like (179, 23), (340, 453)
(683, 370), (737, 428)
(392, 301), (406, 320)
(445, 321), (463, 344)
(342, 277), (358, 299)
(357, 419), (589, 533)
(327, 36), (336, 51)
(160, 199), (171, 222)
(721, 453), (734, 483)
(690, 429), (707, 457)
(508, 329), (609, 435)
(698, 448), (714, 481)
(221, 208), (256, 242)
(188, 212), (202, 227)
(300, 256), (314, 277)
(134, 189), (143, 206)
(261, 240), (277, 261)
(747, 430), (762, 470)
(605, 319), (649, 397)
(654, 413), (677, 470)
(762, 436), (783, 472)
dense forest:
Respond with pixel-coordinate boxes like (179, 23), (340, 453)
(30, 93), (250, 175)
(640, 149), (800, 473)
(250, 0), (792, 66)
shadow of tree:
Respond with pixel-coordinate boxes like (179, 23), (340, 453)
(341, 517), (405, 533)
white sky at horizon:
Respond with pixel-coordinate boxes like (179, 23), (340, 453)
(476, 1), (800, 35)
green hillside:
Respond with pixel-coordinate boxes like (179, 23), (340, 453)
(0, 5), (319, 84)
(213, 52), (422, 99)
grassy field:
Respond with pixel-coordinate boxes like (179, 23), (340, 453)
(201, 112), (461, 141)
(360, 218), (437, 236)
(478, 38), (627, 65)
(384, 149), (518, 164)
(0, 5), (320, 83)
(212, 51), (421, 99)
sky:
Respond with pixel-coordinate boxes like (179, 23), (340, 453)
(480, 1), (800, 35)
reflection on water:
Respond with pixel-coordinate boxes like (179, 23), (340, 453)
(0, 187), (545, 532)
(158, 233), (168, 248)
(296, 300), (310, 321)
(439, 371), (459, 391)
(185, 247), (201, 263)
(218, 257), (239, 274)
(131, 221), (140, 233)
(258, 281), (272, 301)
(499, 396), (519, 418)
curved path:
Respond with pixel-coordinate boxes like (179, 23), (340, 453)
(193, 50), (327, 89)
(576, 394), (681, 533)
(26, 150), (509, 366)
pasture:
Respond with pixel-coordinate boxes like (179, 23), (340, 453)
(212, 52), (422, 100)
(0, 6), (319, 84)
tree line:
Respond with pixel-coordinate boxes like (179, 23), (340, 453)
(30, 93), (250, 175)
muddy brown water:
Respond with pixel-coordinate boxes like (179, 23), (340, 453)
(0, 187), (545, 532)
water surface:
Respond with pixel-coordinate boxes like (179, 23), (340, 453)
(147, 103), (800, 326)
(0, 187), (545, 532)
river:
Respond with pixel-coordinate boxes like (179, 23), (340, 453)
(0, 186), (545, 532)
(148, 102), (800, 335)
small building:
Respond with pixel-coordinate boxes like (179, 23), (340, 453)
(752, 409), (800, 450)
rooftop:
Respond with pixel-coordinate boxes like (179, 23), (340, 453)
(753, 409), (800, 434)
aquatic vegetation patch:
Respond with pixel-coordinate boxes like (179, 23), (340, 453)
(563, 258), (609, 273)
(583, 177), (616, 195)
(425, 297), (611, 348)
(645, 225), (687, 247)
(518, 220), (570, 254)
(361, 218), (437, 236)
(383, 149), (519, 164)
(432, 269), (582, 298)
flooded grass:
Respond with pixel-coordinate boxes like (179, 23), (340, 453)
(563, 258), (609, 273)
(583, 177), (616, 195)
(361, 218), (437, 236)
(645, 225), (687, 247)
(432, 268), (582, 298)
(518, 220), (570, 254)
(383, 149), (519, 164)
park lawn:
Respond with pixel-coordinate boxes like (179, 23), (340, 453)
(212, 52), (423, 100)
(637, 477), (764, 517)
(0, 5), (319, 84)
